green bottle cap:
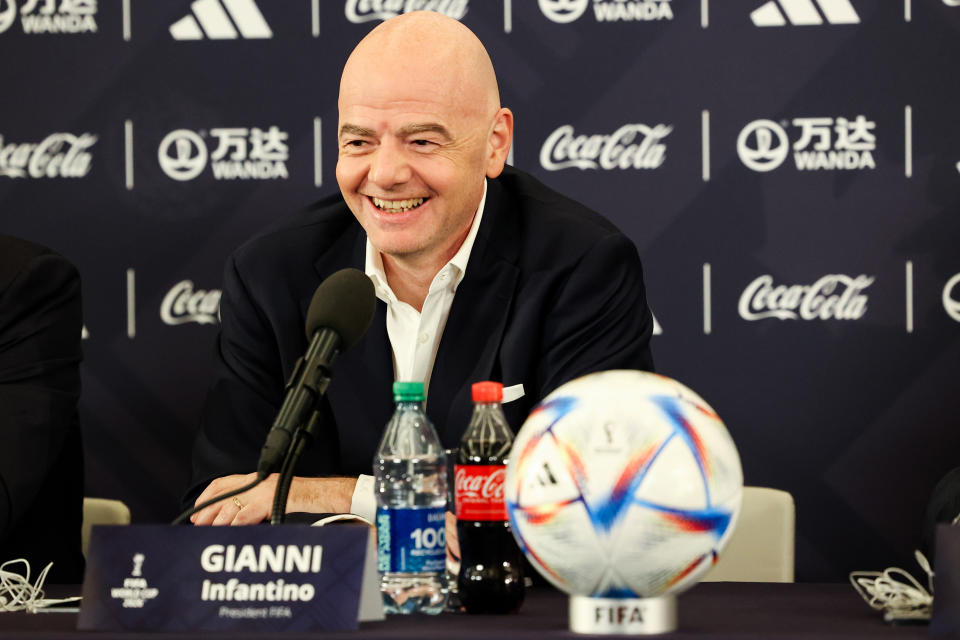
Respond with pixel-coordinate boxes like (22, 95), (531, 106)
(393, 381), (425, 402)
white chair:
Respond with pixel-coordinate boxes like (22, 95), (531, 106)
(701, 486), (795, 583)
(81, 497), (131, 556)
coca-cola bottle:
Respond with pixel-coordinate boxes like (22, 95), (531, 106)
(454, 381), (525, 614)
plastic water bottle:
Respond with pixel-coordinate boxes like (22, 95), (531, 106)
(374, 381), (448, 614)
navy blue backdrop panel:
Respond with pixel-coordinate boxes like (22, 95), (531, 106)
(0, 0), (958, 582)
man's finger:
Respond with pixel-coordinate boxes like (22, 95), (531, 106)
(212, 503), (239, 526)
(192, 503), (222, 525)
(196, 493), (242, 525)
(232, 502), (266, 525)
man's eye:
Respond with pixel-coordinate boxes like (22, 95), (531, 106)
(412, 139), (433, 146)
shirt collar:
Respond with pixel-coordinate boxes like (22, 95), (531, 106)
(365, 180), (487, 303)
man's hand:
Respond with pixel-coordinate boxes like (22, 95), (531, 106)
(190, 473), (358, 525)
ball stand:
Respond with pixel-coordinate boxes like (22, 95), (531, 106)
(569, 595), (677, 635)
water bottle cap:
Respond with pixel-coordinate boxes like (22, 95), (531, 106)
(472, 381), (503, 403)
(393, 380), (425, 402)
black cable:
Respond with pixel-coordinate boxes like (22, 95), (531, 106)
(170, 475), (264, 525)
(270, 433), (306, 524)
(270, 409), (324, 524)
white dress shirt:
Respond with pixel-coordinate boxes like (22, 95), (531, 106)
(349, 182), (488, 522)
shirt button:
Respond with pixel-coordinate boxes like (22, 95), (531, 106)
(419, 332), (429, 344)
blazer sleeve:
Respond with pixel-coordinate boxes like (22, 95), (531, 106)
(0, 252), (82, 540)
(184, 253), (286, 507)
(535, 231), (655, 398)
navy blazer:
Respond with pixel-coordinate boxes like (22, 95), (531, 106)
(186, 167), (654, 504)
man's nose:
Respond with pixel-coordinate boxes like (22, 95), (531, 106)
(368, 143), (412, 188)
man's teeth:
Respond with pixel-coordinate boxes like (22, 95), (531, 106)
(372, 197), (425, 212)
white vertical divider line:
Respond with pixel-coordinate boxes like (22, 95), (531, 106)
(124, 120), (134, 190)
(314, 117), (322, 188)
(123, 0), (131, 41)
(703, 263), (712, 335)
(504, 0), (512, 33)
(906, 261), (914, 334)
(312, 0), (319, 37)
(126, 269), (136, 339)
(905, 105), (912, 178)
(702, 110), (710, 182)
(905, 0), (911, 22)
(701, 0), (708, 28)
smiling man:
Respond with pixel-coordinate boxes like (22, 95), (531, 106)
(186, 12), (655, 525)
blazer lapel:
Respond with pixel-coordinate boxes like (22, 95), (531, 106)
(313, 226), (395, 473)
(428, 177), (520, 447)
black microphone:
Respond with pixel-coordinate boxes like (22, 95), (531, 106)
(256, 268), (376, 478)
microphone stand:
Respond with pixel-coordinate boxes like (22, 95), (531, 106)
(173, 268), (375, 528)
(270, 410), (324, 524)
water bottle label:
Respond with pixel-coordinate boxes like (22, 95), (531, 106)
(454, 464), (508, 521)
(376, 507), (446, 573)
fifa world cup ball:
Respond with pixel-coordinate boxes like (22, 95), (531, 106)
(505, 370), (743, 598)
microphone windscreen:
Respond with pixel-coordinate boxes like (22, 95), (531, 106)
(305, 268), (376, 350)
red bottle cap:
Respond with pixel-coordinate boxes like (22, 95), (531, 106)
(471, 381), (503, 403)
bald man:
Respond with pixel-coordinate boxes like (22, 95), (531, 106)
(187, 12), (654, 525)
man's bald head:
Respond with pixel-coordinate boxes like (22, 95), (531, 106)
(335, 11), (513, 275)
(339, 11), (501, 119)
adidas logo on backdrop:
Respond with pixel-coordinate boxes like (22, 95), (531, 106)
(751, 0), (859, 27)
(170, 0), (271, 40)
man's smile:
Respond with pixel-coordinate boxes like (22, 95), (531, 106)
(370, 196), (428, 213)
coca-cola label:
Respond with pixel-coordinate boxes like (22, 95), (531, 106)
(539, 123), (671, 171)
(454, 465), (507, 521)
(0, 132), (97, 179)
(738, 274), (874, 321)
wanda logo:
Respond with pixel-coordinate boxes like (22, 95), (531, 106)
(455, 467), (506, 500)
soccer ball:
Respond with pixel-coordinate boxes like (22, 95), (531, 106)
(505, 370), (742, 598)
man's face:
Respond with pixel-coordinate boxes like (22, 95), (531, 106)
(336, 63), (493, 264)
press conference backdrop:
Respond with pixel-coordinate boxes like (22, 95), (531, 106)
(1, 0), (958, 581)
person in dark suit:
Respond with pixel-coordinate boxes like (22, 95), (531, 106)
(0, 235), (84, 583)
(188, 12), (654, 525)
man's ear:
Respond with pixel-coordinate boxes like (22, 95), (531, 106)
(485, 108), (514, 178)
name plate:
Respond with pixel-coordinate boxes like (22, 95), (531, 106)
(78, 523), (375, 632)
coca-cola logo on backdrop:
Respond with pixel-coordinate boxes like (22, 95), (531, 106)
(738, 274), (874, 321)
(539, 123), (672, 171)
(160, 280), (222, 326)
(344, 0), (468, 23)
(0, 133), (97, 179)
